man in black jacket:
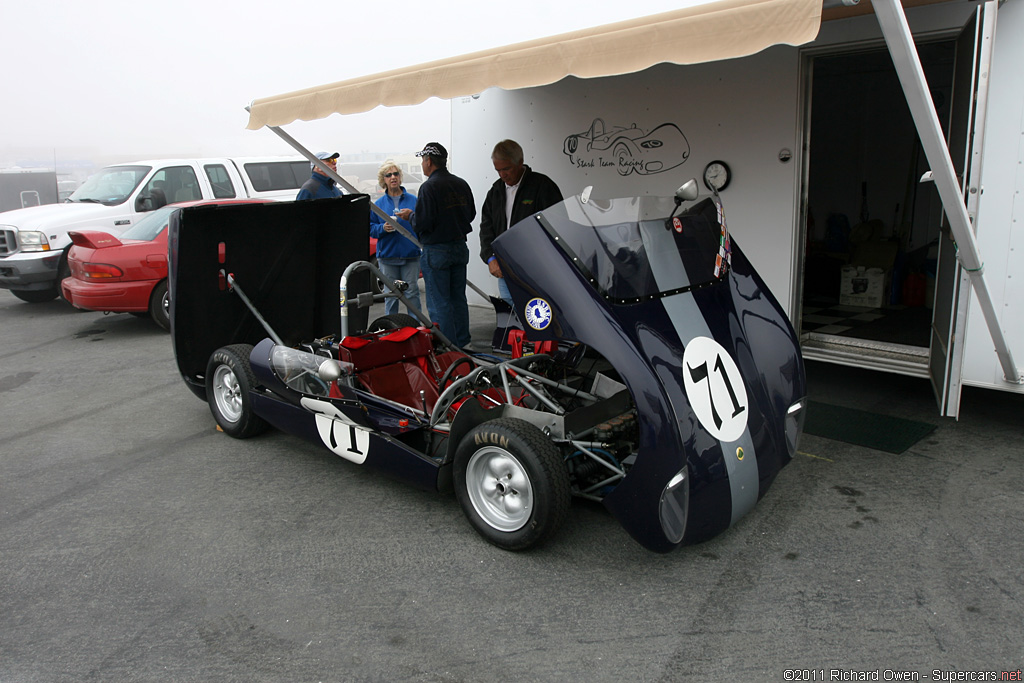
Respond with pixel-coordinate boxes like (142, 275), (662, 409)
(479, 140), (563, 310)
(396, 142), (476, 348)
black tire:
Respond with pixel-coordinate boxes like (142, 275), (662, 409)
(11, 288), (58, 303)
(56, 251), (72, 303)
(205, 344), (269, 439)
(454, 418), (571, 551)
(368, 313), (420, 333)
(149, 280), (170, 331)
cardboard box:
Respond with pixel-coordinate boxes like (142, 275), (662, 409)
(839, 265), (889, 308)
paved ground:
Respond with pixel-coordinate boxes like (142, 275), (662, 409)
(1, 288), (1022, 682)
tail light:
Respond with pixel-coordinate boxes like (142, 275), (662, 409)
(81, 263), (124, 280)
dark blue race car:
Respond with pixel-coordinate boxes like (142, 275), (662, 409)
(170, 181), (806, 553)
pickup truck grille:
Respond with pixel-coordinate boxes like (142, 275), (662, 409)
(0, 229), (15, 256)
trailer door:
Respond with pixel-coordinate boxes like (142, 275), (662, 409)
(929, 1), (997, 418)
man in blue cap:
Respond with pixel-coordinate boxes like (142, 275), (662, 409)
(296, 151), (342, 200)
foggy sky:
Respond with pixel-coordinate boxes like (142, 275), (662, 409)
(0, 0), (688, 167)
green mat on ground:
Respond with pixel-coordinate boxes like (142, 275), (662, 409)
(803, 401), (937, 454)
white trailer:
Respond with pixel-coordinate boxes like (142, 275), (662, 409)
(244, 0), (1023, 417)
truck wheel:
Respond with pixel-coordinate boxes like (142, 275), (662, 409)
(454, 418), (570, 551)
(11, 288), (58, 303)
(56, 252), (72, 303)
(149, 280), (170, 331)
(205, 344), (269, 439)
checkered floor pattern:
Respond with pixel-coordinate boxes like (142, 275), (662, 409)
(801, 301), (891, 336)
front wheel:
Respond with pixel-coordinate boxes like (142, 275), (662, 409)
(205, 344), (269, 438)
(454, 418), (570, 551)
(11, 288), (58, 303)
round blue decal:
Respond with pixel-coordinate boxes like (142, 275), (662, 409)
(524, 298), (553, 331)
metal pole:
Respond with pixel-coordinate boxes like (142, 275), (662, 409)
(872, 0), (1020, 384)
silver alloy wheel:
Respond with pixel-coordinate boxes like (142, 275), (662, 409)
(212, 364), (243, 423)
(465, 446), (534, 532)
(161, 290), (170, 320)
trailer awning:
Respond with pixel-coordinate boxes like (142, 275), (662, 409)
(245, 0), (822, 130)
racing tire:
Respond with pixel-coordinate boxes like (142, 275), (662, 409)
(149, 280), (170, 331)
(11, 288), (58, 303)
(454, 418), (571, 551)
(368, 313), (420, 333)
(205, 344), (269, 439)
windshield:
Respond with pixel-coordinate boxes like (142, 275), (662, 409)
(536, 195), (731, 303)
(119, 205), (177, 241)
(68, 166), (150, 206)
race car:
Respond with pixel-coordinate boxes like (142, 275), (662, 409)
(170, 184), (806, 552)
(563, 117), (691, 176)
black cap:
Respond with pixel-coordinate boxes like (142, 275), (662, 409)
(415, 142), (448, 159)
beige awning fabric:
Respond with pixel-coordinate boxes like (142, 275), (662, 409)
(246, 0), (822, 130)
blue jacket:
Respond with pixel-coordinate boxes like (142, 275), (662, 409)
(296, 172), (343, 200)
(412, 167), (475, 245)
(369, 189), (420, 259)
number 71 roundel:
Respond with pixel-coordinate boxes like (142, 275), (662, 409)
(682, 337), (749, 443)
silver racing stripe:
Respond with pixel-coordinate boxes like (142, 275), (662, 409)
(643, 231), (759, 525)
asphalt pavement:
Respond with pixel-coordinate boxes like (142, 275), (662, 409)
(1, 288), (1022, 682)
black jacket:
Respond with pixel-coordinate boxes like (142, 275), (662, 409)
(479, 166), (563, 263)
(412, 167), (476, 245)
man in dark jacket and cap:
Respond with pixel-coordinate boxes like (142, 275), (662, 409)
(296, 151), (343, 200)
(478, 140), (563, 310)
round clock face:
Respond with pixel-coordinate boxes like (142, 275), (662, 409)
(703, 161), (731, 191)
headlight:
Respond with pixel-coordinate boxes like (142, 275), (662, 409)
(18, 231), (51, 252)
(785, 398), (807, 459)
(659, 466), (689, 544)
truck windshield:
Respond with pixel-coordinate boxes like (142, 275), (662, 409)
(536, 195), (730, 303)
(119, 205), (176, 241)
(67, 166), (151, 206)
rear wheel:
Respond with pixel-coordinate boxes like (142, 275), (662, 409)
(11, 288), (58, 303)
(454, 418), (571, 551)
(149, 280), (170, 331)
(205, 344), (269, 438)
(368, 313), (420, 333)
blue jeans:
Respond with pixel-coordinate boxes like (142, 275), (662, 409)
(377, 257), (421, 317)
(497, 277), (515, 313)
(420, 241), (471, 347)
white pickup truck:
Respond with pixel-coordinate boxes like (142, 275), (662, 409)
(0, 156), (311, 302)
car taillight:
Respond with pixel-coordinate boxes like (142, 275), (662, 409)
(81, 263), (124, 279)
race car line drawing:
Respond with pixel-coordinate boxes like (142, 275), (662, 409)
(563, 117), (691, 176)
(170, 182), (805, 553)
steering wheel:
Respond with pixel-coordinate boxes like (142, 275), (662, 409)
(437, 356), (476, 393)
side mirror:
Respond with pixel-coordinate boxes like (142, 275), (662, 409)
(674, 179), (700, 203)
(317, 359), (343, 382)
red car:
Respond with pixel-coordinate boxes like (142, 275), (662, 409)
(61, 199), (269, 330)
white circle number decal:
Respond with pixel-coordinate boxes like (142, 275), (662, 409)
(682, 337), (748, 443)
(524, 297), (553, 331)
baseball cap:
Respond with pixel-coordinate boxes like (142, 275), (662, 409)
(311, 151), (339, 169)
(415, 142), (448, 159)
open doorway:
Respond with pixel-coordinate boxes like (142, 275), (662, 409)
(800, 41), (956, 373)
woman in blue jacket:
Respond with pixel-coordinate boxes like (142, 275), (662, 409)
(370, 162), (421, 316)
